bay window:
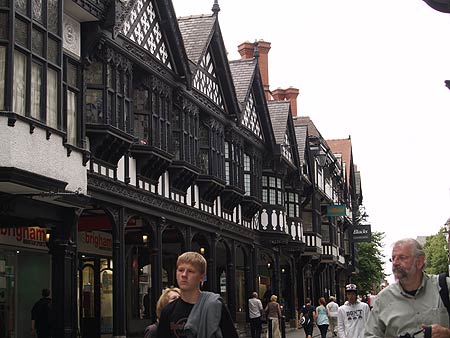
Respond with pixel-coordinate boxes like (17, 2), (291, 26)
(262, 175), (284, 206)
(13, 0), (62, 127)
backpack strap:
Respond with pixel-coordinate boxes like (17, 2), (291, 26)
(438, 272), (450, 321)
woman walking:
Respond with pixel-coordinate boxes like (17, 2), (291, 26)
(315, 297), (330, 338)
(264, 295), (282, 338)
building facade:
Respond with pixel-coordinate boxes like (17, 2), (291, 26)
(0, 0), (363, 337)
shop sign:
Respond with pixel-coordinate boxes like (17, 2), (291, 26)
(352, 225), (371, 243)
(78, 231), (113, 256)
(0, 227), (48, 250)
(327, 205), (346, 216)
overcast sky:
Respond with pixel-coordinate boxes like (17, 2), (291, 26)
(171, 0), (450, 279)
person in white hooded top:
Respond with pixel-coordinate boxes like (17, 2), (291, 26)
(337, 284), (370, 338)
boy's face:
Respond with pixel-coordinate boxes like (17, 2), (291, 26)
(176, 262), (205, 292)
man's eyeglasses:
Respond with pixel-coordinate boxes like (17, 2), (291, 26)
(389, 255), (411, 263)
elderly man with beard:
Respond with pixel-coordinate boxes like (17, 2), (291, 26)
(365, 238), (450, 338)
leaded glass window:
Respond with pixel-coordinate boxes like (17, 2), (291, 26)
(13, 51), (27, 116)
(30, 62), (42, 119)
(286, 192), (299, 218)
(133, 88), (150, 144)
(262, 175), (284, 206)
(64, 58), (80, 146)
(224, 141), (242, 187)
(193, 51), (224, 109)
(242, 91), (262, 139)
(244, 154), (251, 195)
(122, 0), (172, 69)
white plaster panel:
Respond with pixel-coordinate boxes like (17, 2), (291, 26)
(0, 118), (87, 193)
(63, 14), (81, 58)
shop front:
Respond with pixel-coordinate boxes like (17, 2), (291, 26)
(78, 229), (113, 338)
(0, 226), (51, 338)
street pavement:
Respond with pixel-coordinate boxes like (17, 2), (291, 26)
(284, 326), (334, 338)
(254, 324), (335, 338)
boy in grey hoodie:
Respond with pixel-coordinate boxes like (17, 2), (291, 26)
(157, 252), (238, 338)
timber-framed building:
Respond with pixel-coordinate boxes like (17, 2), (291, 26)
(0, 0), (364, 337)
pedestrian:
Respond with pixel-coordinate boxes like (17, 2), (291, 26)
(299, 297), (316, 338)
(337, 284), (370, 338)
(264, 295), (282, 338)
(326, 296), (339, 336)
(143, 287), (151, 319)
(365, 238), (450, 337)
(315, 297), (329, 338)
(144, 287), (180, 338)
(248, 291), (263, 338)
(31, 288), (54, 338)
(157, 251), (239, 338)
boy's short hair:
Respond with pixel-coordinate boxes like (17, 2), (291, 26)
(177, 251), (207, 274)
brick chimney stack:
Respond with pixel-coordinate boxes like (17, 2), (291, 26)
(272, 87), (299, 117)
(238, 40), (271, 100)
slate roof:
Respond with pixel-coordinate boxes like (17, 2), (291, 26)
(229, 59), (257, 109)
(293, 116), (322, 139)
(267, 101), (290, 144)
(178, 14), (216, 65)
(294, 124), (308, 164)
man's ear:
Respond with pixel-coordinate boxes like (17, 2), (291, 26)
(416, 255), (425, 269)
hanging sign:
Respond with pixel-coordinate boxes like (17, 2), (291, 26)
(352, 225), (372, 243)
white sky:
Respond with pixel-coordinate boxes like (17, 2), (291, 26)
(171, 0), (450, 279)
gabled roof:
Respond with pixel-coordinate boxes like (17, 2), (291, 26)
(113, 0), (191, 83)
(267, 101), (290, 144)
(327, 137), (353, 190)
(229, 58), (256, 108)
(177, 13), (240, 116)
(178, 14), (216, 66)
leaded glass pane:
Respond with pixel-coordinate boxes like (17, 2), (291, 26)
(13, 51), (27, 115)
(85, 61), (103, 84)
(15, 19), (28, 47)
(67, 62), (78, 87)
(30, 62), (42, 119)
(16, 0), (27, 15)
(32, 0), (43, 23)
(48, 37), (59, 65)
(269, 177), (275, 187)
(0, 13), (8, 39)
(47, 0), (59, 34)
(0, 0), (9, 7)
(0, 47), (5, 110)
(47, 67), (58, 129)
(107, 64), (113, 88)
(86, 89), (103, 123)
(67, 90), (77, 145)
(32, 28), (44, 56)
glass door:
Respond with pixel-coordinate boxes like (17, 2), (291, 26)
(80, 257), (99, 338)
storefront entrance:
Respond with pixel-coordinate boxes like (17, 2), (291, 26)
(79, 255), (113, 338)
